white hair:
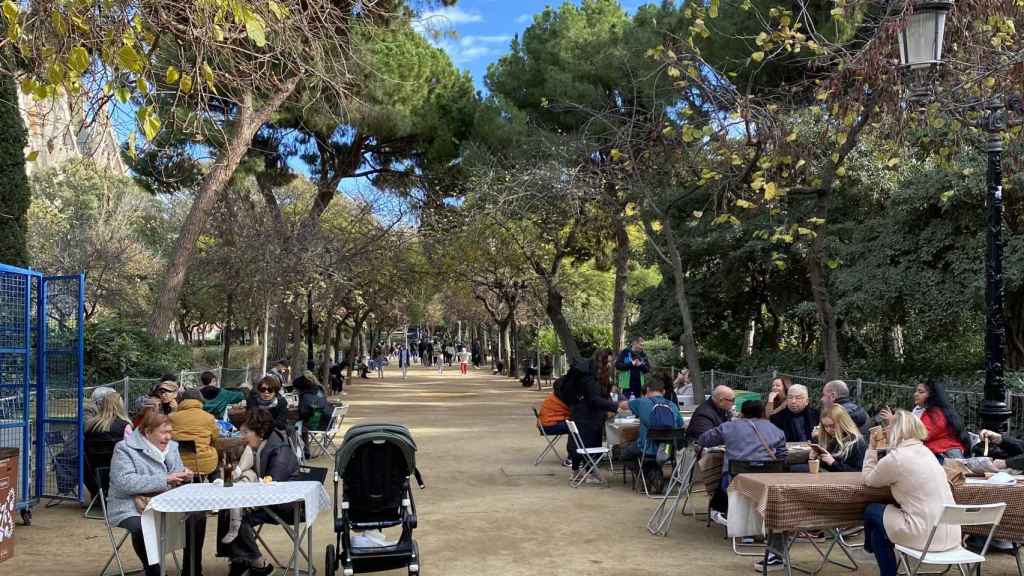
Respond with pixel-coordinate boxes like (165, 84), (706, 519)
(788, 384), (808, 398)
(824, 379), (849, 397)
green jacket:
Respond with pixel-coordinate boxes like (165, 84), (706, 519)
(200, 386), (245, 418)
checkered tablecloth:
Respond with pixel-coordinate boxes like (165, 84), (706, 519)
(698, 444), (812, 493)
(141, 481), (330, 566)
(728, 472), (1024, 541)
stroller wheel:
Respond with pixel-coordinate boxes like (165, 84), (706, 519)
(325, 544), (336, 576)
(408, 563), (420, 575)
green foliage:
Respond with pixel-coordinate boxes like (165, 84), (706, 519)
(0, 71), (29, 267)
(85, 316), (192, 384)
(642, 334), (679, 370)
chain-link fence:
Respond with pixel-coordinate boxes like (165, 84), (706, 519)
(692, 368), (1017, 434)
(84, 365), (253, 416)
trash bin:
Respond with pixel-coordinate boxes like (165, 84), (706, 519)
(0, 447), (17, 563)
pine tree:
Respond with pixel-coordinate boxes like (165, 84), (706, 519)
(0, 71), (29, 267)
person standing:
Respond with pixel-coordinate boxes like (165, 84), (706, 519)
(398, 344), (411, 379)
(614, 337), (650, 399)
(566, 349), (628, 484)
(459, 348), (469, 375)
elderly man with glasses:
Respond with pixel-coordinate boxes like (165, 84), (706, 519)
(686, 385), (735, 522)
(770, 383), (820, 443)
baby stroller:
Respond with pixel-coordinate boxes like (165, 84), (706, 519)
(326, 423), (425, 576)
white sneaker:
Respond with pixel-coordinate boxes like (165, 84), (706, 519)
(710, 510), (729, 527)
(583, 474), (604, 485)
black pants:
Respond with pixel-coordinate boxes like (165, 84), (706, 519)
(120, 512), (206, 576)
(568, 421), (603, 471)
(218, 503), (299, 564)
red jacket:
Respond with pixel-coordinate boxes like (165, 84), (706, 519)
(920, 407), (964, 455)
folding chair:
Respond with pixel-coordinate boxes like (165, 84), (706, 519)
(255, 465), (329, 575)
(307, 404), (348, 459)
(895, 503), (1006, 576)
(647, 443), (699, 536)
(634, 427), (687, 498)
(566, 420), (610, 487)
(96, 466), (180, 576)
(531, 407), (564, 466)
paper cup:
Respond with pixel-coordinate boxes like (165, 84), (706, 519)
(808, 458), (820, 474)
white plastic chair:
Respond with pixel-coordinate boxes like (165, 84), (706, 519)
(307, 404), (348, 459)
(895, 503), (1006, 576)
(566, 420), (610, 487)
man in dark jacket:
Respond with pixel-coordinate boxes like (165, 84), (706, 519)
(614, 337), (650, 399)
(686, 385), (735, 442)
(821, 379), (869, 436)
(770, 384), (820, 442)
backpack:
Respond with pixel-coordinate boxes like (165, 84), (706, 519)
(649, 399), (677, 429)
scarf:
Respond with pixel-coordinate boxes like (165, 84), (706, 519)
(142, 435), (170, 464)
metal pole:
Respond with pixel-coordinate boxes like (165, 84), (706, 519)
(981, 106), (1012, 432)
(306, 289), (315, 371)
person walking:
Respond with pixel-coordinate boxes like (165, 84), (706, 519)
(398, 344), (411, 379)
(459, 349), (469, 375)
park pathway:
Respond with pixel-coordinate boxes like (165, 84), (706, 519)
(8, 364), (1023, 575)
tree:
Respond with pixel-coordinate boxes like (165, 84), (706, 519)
(0, 71), (28, 267)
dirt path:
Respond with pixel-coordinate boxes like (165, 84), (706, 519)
(6, 365), (1021, 575)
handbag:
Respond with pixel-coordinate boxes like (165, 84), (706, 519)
(133, 495), (153, 513)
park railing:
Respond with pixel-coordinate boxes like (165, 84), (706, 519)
(695, 368), (1010, 433)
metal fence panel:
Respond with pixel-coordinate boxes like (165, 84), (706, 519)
(0, 265), (37, 516)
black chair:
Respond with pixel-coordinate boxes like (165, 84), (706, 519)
(84, 436), (120, 519)
(256, 466), (329, 574)
(632, 427), (688, 497)
(175, 439), (210, 483)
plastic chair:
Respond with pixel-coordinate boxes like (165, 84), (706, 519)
(566, 420), (610, 487)
(531, 407), (564, 465)
(895, 503), (1006, 576)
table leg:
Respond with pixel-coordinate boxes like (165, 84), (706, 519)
(293, 505), (300, 576)
(307, 510), (313, 576)
(159, 513), (166, 576)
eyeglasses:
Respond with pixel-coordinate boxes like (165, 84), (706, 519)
(257, 387), (273, 393)
(720, 396), (735, 402)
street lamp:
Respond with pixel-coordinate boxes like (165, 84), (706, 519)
(898, 0), (1012, 431)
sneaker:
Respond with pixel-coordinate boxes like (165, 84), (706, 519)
(249, 563), (274, 576)
(741, 536), (756, 545)
(583, 474), (604, 485)
(561, 458), (572, 468)
(753, 553), (784, 572)
(228, 562), (249, 576)
(710, 510), (729, 527)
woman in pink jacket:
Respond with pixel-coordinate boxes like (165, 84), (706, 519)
(862, 410), (960, 576)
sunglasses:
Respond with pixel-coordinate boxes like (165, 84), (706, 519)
(257, 387), (273, 393)
(158, 388), (177, 395)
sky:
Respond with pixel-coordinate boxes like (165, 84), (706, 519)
(414, 1), (648, 92)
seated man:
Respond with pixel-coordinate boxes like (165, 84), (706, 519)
(623, 378), (683, 492)
(199, 370), (246, 419)
(686, 385), (734, 442)
(698, 400), (787, 531)
(821, 379), (869, 436)
(770, 383), (820, 443)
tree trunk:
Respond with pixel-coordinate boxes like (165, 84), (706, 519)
(222, 290), (234, 368)
(147, 78), (301, 337)
(611, 216), (630, 351)
(346, 316), (363, 381)
(545, 283), (581, 362)
(742, 318), (755, 358)
(807, 192), (841, 380)
(289, 313), (304, 379)
(509, 318), (519, 378)
(658, 214), (704, 401)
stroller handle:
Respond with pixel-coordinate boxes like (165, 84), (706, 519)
(414, 468), (425, 489)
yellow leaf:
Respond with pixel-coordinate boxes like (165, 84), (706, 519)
(751, 51), (765, 63)
(179, 73), (193, 93)
(735, 199), (755, 209)
(692, 211), (703, 219)
(709, 0), (719, 18)
(610, 149), (623, 161)
(785, 131), (797, 142)
(166, 65), (180, 84)
(244, 12), (267, 47)
(666, 66), (680, 78)
(764, 181), (779, 200)
(268, 0), (289, 20)
(25, 150), (37, 161)
(136, 77), (148, 94)
(836, 166), (847, 177)
(2, 0), (18, 23)
(886, 157), (900, 168)
(808, 217), (825, 225)
(117, 45), (144, 73)
(68, 46), (89, 73)
(136, 106), (161, 140)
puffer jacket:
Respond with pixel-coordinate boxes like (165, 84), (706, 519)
(107, 429), (185, 527)
(256, 429), (300, 482)
(168, 399), (220, 474)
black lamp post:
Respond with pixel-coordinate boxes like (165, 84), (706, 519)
(898, 0), (1011, 431)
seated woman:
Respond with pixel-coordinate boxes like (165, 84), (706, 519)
(862, 410), (960, 576)
(248, 375), (289, 432)
(814, 404), (866, 472)
(108, 410), (204, 576)
(882, 380), (965, 461)
(169, 389), (221, 478)
(220, 408), (299, 576)
(85, 392), (134, 499)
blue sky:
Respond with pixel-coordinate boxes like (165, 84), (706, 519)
(414, 1), (648, 92)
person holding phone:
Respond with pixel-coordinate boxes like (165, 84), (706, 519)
(812, 404), (867, 472)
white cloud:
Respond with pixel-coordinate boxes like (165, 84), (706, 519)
(414, 6), (484, 33)
(515, 13), (533, 24)
(437, 34), (513, 65)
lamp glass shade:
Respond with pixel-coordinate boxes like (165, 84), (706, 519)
(898, 5), (949, 69)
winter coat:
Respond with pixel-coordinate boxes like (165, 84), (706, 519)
(107, 429), (185, 527)
(836, 397), (870, 436)
(920, 407), (965, 456)
(863, 439), (961, 552)
(770, 406), (821, 443)
(168, 399), (220, 474)
(614, 348), (649, 394)
(200, 386), (245, 419)
(256, 429), (300, 482)
(297, 383), (330, 432)
(249, 389), (289, 431)
(568, 359), (619, 429)
(687, 398), (732, 442)
(821, 436), (867, 472)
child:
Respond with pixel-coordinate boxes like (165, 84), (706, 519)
(221, 446), (259, 543)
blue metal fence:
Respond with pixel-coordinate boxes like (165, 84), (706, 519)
(0, 264), (83, 524)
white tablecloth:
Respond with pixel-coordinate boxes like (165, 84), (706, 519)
(605, 419), (639, 447)
(727, 489), (765, 538)
(141, 481), (331, 566)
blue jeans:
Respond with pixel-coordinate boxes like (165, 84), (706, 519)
(864, 503), (898, 576)
(542, 422), (569, 436)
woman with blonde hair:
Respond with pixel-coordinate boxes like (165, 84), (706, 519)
(87, 392), (133, 439)
(813, 404), (866, 471)
(862, 409), (960, 576)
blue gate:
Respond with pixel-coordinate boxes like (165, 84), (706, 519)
(0, 264), (83, 523)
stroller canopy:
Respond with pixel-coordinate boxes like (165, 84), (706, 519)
(336, 423), (417, 477)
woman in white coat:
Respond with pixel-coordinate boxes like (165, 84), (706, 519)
(862, 410), (960, 576)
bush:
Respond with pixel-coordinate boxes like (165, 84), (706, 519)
(85, 316), (192, 384)
(191, 344), (263, 370)
(644, 334), (681, 370)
